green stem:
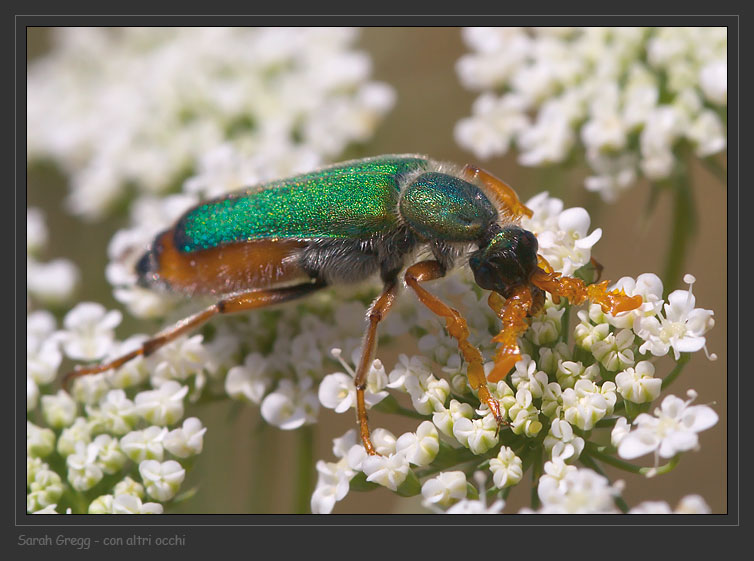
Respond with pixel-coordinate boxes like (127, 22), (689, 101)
(585, 443), (680, 476)
(529, 446), (543, 510)
(293, 425), (315, 514)
(661, 166), (697, 296)
(661, 353), (691, 390)
(372, 394), (428, 420)
(579, 452), (629, 513)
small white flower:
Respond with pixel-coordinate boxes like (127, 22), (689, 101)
(361, 452), (410, 491)
(699, 59), (727, 105)
(112, 494), (164, 514)
(66, 441), (104, 491)
(88, 495), (115, 514)
(27, 339), (62, 387)
(139, 459), (186, 502)
(544, 419), (585, 461)
(421, 471), (468, 507)
(675, 494), (711, 514)
(120, 426), (167, 463)
(452, 414), (499, 455)
(537, 464), (621, 513)
(489, 446), (523, 488)
(507, 388), (543, 437)
(103, 335), (150, 388)
(260, 378), (319, 430)
(634, 274), (717, 361)
(134, 380), (188, 426)
(41, 390), (77, 429)
(318, 348), (388, 413)
(92, 434), (127, 474)
(58, 302), (121, 361)
(510, 355), (549, 398)
(615, 361), (662, 404)
(152, 334), (208, 384)
(522, 193), (601, 276)
(610, 416), (631, 448)
(27, 376), (39, 411)
(432, 399), (475, 437)
(605, 273), (665, 329)
(86, 389), (138, 435)
(591, 328), (636, 372)
(27, 207), (47, 254)
(618, 390), (718, 462)
(562, 380), (616, 431)
(310, 459), (354, 514)
(113, 476), (145, 499)
(225, 352), (271, 404)
(56, 417), (92, 457)
(163, 417), (207, 458)
(395, 421), (440, 467)
(27, 421), (56, 458)
(27, 258), (80, 305)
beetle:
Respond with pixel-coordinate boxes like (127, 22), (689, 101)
(63, 154), (641, 455)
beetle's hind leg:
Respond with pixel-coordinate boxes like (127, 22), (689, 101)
(353, 278), (400, 455)
(62, 281), (327, 390)
(404, 260), (505, 427)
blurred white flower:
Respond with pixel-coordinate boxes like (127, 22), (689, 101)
(225, 352), (271, 404)
(260, 378), (319, 430)
(28, 27), (395, 220)
(58, 302), (122, 361)
(455, 27), (727, 201)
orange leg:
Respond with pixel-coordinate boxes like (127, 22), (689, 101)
(530, 268), (642, 315)
(462, 164), (533, 219)
(487, 287), (534, 383)
(404, 261), (505, 426)
(354, 280), (400, 455)
(63, 281), (326, 390)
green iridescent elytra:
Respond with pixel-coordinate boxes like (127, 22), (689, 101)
(175, 155), (430, 252)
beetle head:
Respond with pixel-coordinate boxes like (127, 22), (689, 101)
(469, 225), (539, 297)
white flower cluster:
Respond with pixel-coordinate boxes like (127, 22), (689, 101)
(310, 191), (719, 514)
(26, 302), (209, 513)
(27, 208), (79, 306)
(455, 27), (727, 201)
(27, 27), (395, 219)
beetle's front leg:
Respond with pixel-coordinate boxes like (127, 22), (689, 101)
(404, 261), (505, 426)
(487, 287), (534, 383)
(354, 278), (400, 455)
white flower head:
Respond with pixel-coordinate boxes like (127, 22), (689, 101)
(112, 494), (164, 514)
(562, 380), (616, 431)
(543, 419), (585, 462)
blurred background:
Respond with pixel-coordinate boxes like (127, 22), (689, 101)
(26, 27), (727, 514)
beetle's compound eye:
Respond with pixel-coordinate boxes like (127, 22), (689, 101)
(469, 226), (538, 295)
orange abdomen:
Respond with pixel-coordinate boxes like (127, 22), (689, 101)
(138, 231), (311, 295)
